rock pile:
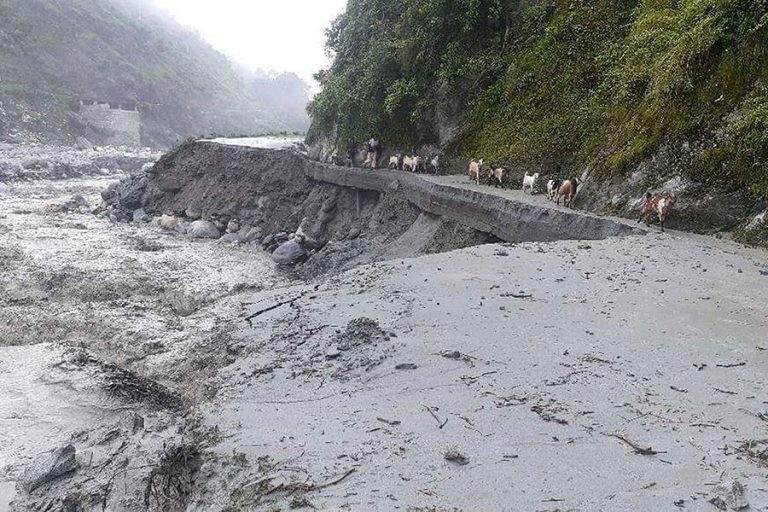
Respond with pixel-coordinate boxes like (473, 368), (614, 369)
(0, 143), (160, 183)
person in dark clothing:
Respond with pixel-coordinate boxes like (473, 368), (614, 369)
(346, 140), (357, 167)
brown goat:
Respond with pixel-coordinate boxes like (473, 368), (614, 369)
(557, 178), (579, 208)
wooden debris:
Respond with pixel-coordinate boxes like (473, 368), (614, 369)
(603, 433), (666, 456)
(423, 405), (448, 429)
(716, 362), (746, 368)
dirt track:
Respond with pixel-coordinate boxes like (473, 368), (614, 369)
(2, 144), (768, 511)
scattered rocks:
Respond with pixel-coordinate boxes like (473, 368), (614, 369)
(187, 220), (221, 239)
(21, 444), (79, 491)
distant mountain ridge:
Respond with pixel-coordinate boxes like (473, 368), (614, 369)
(0, 0), (310, 147)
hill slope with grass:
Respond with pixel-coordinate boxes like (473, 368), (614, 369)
(0, 0), (310, 147)
(308, 0), (768, 242)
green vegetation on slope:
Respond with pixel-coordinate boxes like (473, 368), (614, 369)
(309, 0), (768, 199)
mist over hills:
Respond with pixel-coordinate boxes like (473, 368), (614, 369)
(0, 0), (310, 147)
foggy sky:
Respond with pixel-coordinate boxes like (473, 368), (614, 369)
(151, 0), (347, 89)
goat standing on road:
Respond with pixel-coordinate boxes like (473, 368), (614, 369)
(469, 159), (484, 185)
(557, 178), (579, 208)
(522, 172), (540, 194)
(547, 179), (562, 201)
(492, 168), (507, 188)
(430, 155), (440, 175)
(638, 192), (677, 232)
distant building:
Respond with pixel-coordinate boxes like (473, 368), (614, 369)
(80, 101), (141, 147)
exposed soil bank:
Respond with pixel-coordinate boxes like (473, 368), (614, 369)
(115, 140), (641, 276)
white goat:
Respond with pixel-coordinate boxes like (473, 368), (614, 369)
(522, 172), (540, 194)
(413, 156), (425, 173)
(469, 159), (484, 185)
(430, 155), (440, 175)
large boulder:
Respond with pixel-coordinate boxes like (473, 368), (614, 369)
(272, 240), (308, 266)
(187, 220), (221, 239)
(114, 173), (148, 211)
(21, 444), (79, 491)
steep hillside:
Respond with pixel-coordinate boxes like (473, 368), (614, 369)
(308, 0), (768, 240)
(0, 0), (310, 147)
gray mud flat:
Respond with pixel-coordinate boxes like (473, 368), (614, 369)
(201, 234), (768, 511)
(2, 143), (768, 511)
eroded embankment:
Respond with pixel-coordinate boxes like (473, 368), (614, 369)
(116, 140), (641, 276)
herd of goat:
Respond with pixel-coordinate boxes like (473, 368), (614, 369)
(370, 153), (676, 231)
(467, 159), (580, 207)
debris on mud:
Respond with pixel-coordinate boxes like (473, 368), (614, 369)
(710, 479), (750, 511)
(424, 405), (449, 428)
(334, 317), (389, 350)
(327, 317), (396, 379)
(603, 433), (666, 456)
(145, 445), (204, 511)
(736, 439), (768, 466)
(104, 366), (183, 410)
(443, 447), (470, 466)
(439, 350), (476, 366)
(531, 399), (569, 425)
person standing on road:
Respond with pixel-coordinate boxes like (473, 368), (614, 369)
(346, 140), (357, 167)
